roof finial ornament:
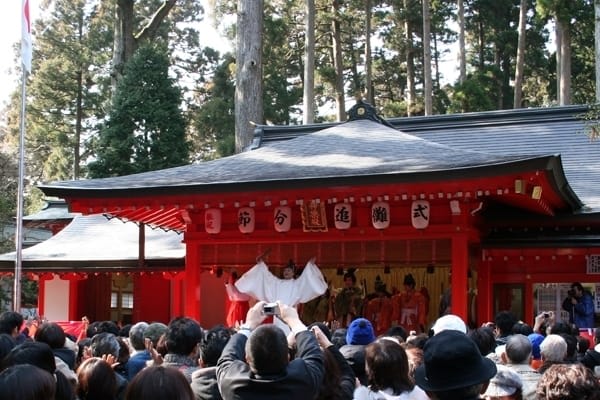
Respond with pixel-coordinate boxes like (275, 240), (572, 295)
(347, 100), (394, 127)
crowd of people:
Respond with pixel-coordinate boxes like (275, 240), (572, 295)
(0, 276), (599, 399)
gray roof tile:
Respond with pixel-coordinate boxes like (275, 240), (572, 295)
(40, 119), (541, 192)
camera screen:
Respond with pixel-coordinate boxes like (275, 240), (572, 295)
(263, 303), (279, 315)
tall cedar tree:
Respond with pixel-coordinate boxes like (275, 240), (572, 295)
(88, 43), (190, 178)
(6, 0), (113, 183)
(192, 52), (236, 160)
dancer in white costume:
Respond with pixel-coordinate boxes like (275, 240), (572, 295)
(235, 258), (327, 333)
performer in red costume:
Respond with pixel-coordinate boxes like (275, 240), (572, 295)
(224, 271), (251, 328)
(364, 276), (393, 336)
(391, 274), (427, 333)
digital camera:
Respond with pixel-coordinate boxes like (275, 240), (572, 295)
(263, 302), (280, 316)
(568, 289), (576, 297)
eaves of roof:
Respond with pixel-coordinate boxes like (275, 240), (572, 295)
(0, 214), (185, 272)
(252, 105), (599, 213)
(39, 155), (582, 215)
(38, 117), (581, 210)
(251, 105), (590, 145)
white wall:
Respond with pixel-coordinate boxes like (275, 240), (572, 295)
(43, 276), (70, 321)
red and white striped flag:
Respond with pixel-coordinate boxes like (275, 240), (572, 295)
(21, 0), (32, 73)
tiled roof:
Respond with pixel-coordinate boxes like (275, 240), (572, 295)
(23, 199), (80, 221)
(402, 107), (600, 212)
(0, 214), (185, 271)
(253, 105), (599, 212)
(39, 118), (558, 197)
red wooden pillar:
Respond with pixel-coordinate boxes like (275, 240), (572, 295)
(37, 274), (48, 317)
(68, 278), (80, 321)
(184, 243), (201, 320)
(451, 233), (469, 322)
(38, 274), (46, 315)
(170, 274), (186, 318)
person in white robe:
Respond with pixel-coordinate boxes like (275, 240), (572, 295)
(235, 258), (327, 333)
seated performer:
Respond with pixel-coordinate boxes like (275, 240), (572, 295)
(392, 273), (427, 333)
(301, 279), (332, 325)
(364, 276), (393, 336)
(334, 269), (365, 328)
(235, 257), (327, 334)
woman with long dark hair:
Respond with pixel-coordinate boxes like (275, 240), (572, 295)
(354, 337), (428, 400)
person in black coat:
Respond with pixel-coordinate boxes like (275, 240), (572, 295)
(191, 325), (233, 400)
(216, 300), (324, 400)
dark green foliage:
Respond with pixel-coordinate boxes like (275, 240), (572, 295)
(191, 52), (236, 159)
(447, 72), (496, 113)
(262, 2), (304, 124)
(88, 43), (190, 177)
(0, 150), (18, 253)
(10, 0), (113, 182)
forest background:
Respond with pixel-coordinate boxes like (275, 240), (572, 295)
(0, 0), (596, 256)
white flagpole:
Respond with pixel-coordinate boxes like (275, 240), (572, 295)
(15, 0), (32, 312)
(14, 71), (27, 312)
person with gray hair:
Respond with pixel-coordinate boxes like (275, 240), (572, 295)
(538, 334), (567, 374)
(90, 332), (121, 359)
(90, 332), (128, 399)
(498, 334), (540, 400)
(127, 322), (150, 380)
(90, 332), (121, 360)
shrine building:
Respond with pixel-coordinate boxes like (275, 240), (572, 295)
(18, 103), (600, 328)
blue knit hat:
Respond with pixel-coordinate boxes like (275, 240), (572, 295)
(346, 318), (375, 345)
(527, 333), (544, 359)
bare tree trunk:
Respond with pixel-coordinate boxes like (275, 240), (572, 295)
(303, 0), (315, 124)
(513, 0), (527, 108)
(423, 0), (432, 115)
(364, 0), (374, 104)
(457, 0), (466, 84)
(404, 0), (415, 116)
(433, 32), (440, 89)
(596, 0), (600, 102)
(75, 69), (82, 179)
(136, 0), (177, 42)
(74, 10), (84, 180)
(559, 20), (571, 105)
(332, 0), (346, 121)
(235, 0), (264, 152)
(556, 21), (562, 104)
(494, 45), (503, 109)
(111, 0), (177, 93)
(112, 0), (134, 90)
(477, 8), (484, 70)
